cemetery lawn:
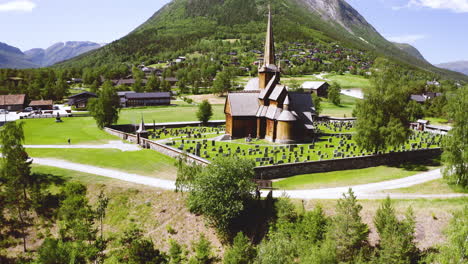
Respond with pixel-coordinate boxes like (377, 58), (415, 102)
(272, 165), (439, 190)
(321, 94), (359, 118)
(118, 104), (225, 124)
(27, 148), (178, 180)
(424, 117), (451, 126)
(21, 117), (118, 145)
(324, 73), (373, 89)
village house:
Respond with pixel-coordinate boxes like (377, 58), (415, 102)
(68, 92), (97, 109)
(123, 92), (171, 108)
(410, 92), (443, 103)
(301, 81), (329, 97)
(0, 94), (26, 111)
(29, 99), (53, 110)
(224, 8), (316, 143)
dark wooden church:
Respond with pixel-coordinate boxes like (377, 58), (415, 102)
(224, 8), (316, 143)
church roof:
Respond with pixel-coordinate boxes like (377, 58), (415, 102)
(263, 5), (275, 67)
(277, 109), (297, 122)
(289, 92), (315, 130)
(245, 78), (259, 91)
(265, 105), (282, 120)
(227, 91), (260, 117)
(269, 84), (286, 101)
(259, 74), (278, 99)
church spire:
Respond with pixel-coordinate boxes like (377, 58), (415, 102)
(263, 5), (275, 67)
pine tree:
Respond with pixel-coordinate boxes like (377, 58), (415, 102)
(223, 232), (256, 264)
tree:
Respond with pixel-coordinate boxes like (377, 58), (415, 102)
(145, 75), (160, 92)
(328, 82), (341, 106)
(406, 100), (424, 122)
(431, 206), (467, 264)
(187, 157), (256, 236)
(189, 234), (216, 264)
(0, 122), (33, 252)
(118, 226), (168, 264)
(312, 93), (322, 116)
(168, 239), (187, 264)
(442, 86), (468, 188)
(373, 197), (419, 264)
(88, 80), (120, 129)
(223, 232), (256, 264)
(96, 190), (109, 239)
(197, 100), (213, 125)
(212, 71), (232, 95)
(327, 188), (369, 263)
(354, 61), (411, 152)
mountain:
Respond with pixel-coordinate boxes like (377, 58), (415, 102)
(392, 42), (428, 63)
(57, 0), (467, 81)
(0, 41), (102, 69)
(0, 42), (37, 69)
(436, 61), (468, 76)
(24, 41), (102, 67)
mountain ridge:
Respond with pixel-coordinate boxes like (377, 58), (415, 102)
(436, 60), (468, 76)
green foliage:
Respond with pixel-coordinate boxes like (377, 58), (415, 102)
(328, 82), (341, 106)
(373, 197), (419, 264)
(212, 70), (233, 95)
(223, 232), (256, 264)
(88, 80), (121, 129)
(355, 58), (411, 151)
(186, 156), (256, 236)
(442, 86), (468, 188)
(117, 226), (168, 264)
(168, 239), (187, 264)
(431, 206), (468, 264)
(327, 188), (370, 263)
(311, 93), (322, 115)
(406, 100), (424, 121)
(197, 100), (213, 124)
(189, 234), (216, 264)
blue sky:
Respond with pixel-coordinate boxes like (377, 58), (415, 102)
(0, 0), (466, 64)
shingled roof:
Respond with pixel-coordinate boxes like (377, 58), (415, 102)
(226, 91), (260, 117)
(29, 100), (53, 106)
(0, 94), (26, 106)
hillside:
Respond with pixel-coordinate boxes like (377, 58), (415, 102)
(57, 0), (468, 81)
(0, 42), (37, 69)
(393, 42), (429, 63)
(436, 61), (468, 76)
(24, 41), (102, 67)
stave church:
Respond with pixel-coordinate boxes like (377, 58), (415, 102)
(224, 8), (316, 144)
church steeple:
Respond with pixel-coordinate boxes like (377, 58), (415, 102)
(263, 5), (275, 67)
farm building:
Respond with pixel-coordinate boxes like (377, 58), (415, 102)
(68, 92), (97, 109)
(224, 9), (316, 143)
(301, 81), (329, 97)
(0, 94), (26, 111)
(123, 92), (171, 108)
(29, 99), (53, 110)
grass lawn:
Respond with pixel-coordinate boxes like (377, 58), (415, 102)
(324, 73), (373, 90)
(118, 104), (225, 124)
(321, 94), (359, 117)
(273, 165), (439, 190)
(21, 117), (118, 145)
(27, 148), (178, 180)
(389, 179), (467, 194)
(424, 117), (451, 126)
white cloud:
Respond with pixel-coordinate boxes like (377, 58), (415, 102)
(0, 0), (36, 12)
(397, 0), (468, 13)
(385, 34), (427, 44)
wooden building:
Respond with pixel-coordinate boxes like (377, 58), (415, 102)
(301, 81), (329, 97)
(68, 92), (97, 109)
(0, 94), (26, 111)
(29, 100), (53, 110)
(124, 92), (171, 107)
(225, 8), (315, 143)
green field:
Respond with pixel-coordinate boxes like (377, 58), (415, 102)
(21, 117), (117, 145)
(118, 104), (225, 124)
(321, 94), (359, 117)
(27, 148), (178, 180)
(273, 165), (437, 190)
(324, 73), (373, 89)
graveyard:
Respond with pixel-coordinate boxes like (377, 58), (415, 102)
(147, 121), (444, 167)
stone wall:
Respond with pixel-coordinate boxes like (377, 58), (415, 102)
(254, 148), (442, 179)
(104, 127), (210, 165)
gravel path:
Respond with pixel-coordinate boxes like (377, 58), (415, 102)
(341, 88), (364, 99)
(31, 157), (467, 200)
(25, 141), (141, 151)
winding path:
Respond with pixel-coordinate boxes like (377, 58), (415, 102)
(31, 157), (466, 200)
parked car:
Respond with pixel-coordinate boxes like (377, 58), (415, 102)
(0, 109), (9, 114)
(53, 105), (59, 110)
(24, 107), (33, 112)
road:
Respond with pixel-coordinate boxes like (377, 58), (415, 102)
(31, 157), (467, 200)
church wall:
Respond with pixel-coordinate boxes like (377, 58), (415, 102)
(231, 117), (257, 138)
(276, 121), (295, 143)
(226, 114), (233, 136)
(265, 119), (276, 142)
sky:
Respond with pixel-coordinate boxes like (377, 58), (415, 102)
(0, 0), (467, 64)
